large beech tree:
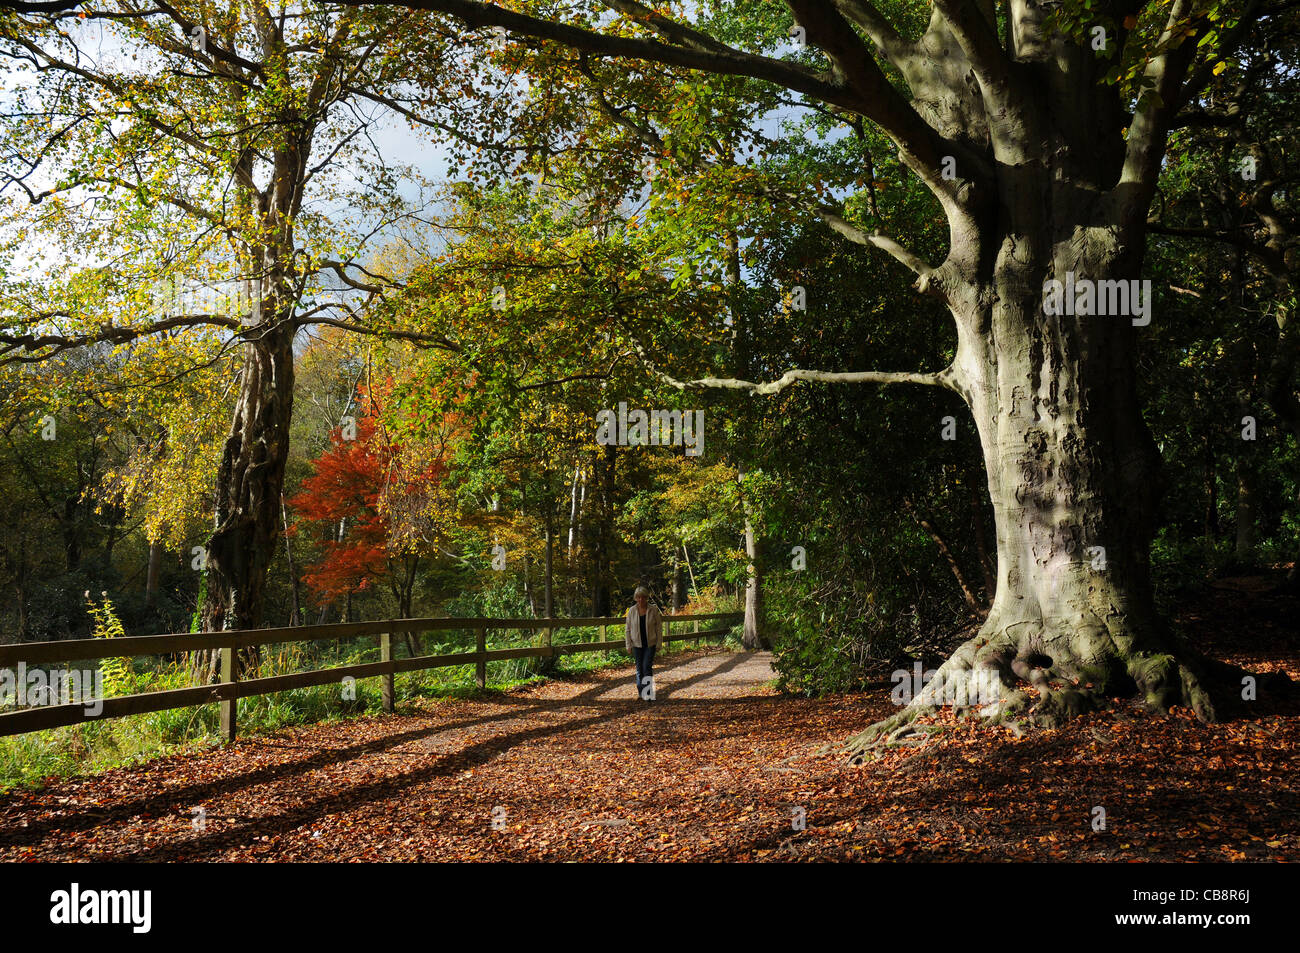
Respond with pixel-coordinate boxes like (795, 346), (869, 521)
(340, 0), (1291, 743)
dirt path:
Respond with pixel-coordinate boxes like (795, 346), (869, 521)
(1, 645), (1298, 862)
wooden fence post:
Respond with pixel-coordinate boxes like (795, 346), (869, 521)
(694, 618), (700, 648)
(380, 631), (394, 713)
(476, 625), (486, 689)
(220, 643), (237, 743)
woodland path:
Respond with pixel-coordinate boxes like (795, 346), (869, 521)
(2, 620), (1298, 861)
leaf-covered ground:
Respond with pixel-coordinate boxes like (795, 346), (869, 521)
(1, 578), (1297, 862)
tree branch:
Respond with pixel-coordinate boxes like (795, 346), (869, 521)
(832, 0), (910, 67)
(816, 206), (939, 283)
(647, 362), (956, 395)
(1114, 0), (1207, 216)
(929, 0), (1018, 120)
(334, 0), (953, 182)
(296, 316), (460, 351)
(0, 314), (241, 364)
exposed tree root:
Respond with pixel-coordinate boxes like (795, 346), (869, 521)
(846, 614), (1295, 761)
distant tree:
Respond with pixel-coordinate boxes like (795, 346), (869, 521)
(289, 386), (457, 649)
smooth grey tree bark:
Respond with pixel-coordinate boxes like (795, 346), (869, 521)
(741, 491), (767, 650)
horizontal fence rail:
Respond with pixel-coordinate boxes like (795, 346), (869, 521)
(0, 612), (742, 740)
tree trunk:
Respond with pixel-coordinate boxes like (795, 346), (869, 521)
(1202, 433), (1217, 541)
(681, 542), (698, 602)
(400, 556), (421, 656)
(145, 541), (163, 607)
(591, 445), (616, 616)
(281, 493), (302, 626)
(14, 580), (28, 641)
(735, 462), (769, 650)
(197, 322), (296, 679)
(544, 516), (554, 620)
(1265, 298), (1300, 589)
(61, 495), (81, 571)
(855, 229), (1232, 747)
(191, 86), (310, 680)
(962, 314), (1181, 722)
(1234, 462), (1258, 565)
(523, 546), (532, 613)
(741, 513), (766, 650)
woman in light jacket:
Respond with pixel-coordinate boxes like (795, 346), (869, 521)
(625, 586), (662, 701)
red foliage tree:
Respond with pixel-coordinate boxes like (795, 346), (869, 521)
(288, 387), (453, 629)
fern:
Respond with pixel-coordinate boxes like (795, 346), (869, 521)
(86, 592), (132, 697)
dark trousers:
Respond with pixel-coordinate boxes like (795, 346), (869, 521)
(633, 644), (657, 698)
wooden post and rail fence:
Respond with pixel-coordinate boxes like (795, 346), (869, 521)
(0, 611), (741, 741)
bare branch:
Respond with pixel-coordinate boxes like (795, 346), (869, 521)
(654, 365), (956, 395)
(296, 316), (459, 351)
(599, 0), (734, 56)
(816, 206), (938, 283)
(0, 314), (241, 364)
(316, 258), (397, 294)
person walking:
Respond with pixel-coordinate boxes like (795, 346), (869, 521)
(625, 586), (662, 701)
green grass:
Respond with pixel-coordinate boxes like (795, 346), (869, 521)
(0, 624), (727, 793)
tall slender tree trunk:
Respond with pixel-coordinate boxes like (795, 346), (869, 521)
(726, 229), (768, 651)
(281, 494), (302, 626)
(1234, 462), (1259, 565)
(14, 567), (28, 640)
(145, 541), (163, 608)
(741, 501), (767, 650)
(1202, 433), (1218, 541)
(524, 551), (534, 617)
(681, 542), (698, 602)
(544, 515), (555, 620)
(61, 495), (81, 571)
(400, 557), (421, 656)
(671, 552), (685, 612)
(1262, 268), (1300, 589)
(592, 445), (616, 616)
